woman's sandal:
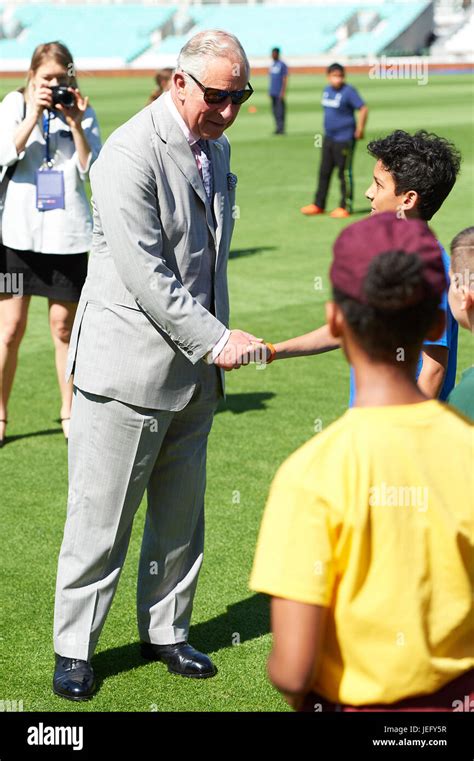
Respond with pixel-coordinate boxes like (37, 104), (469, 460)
(0, 419), (7, 449)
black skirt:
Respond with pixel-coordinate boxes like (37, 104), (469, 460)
(2, 245), (88, 302)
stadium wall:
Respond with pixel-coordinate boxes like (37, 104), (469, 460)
(384, 1), (435, 53)
(0, 61), (472, 78)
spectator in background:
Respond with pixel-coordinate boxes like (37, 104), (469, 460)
(269, 47), (288, 135)
(0, 41), (101, 447)
(447, 226), (474, 419)
(147, 68), (174, 104)
(301, 62), (368, 218)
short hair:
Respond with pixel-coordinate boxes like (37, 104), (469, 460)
(451, 226), (474, 282)
(272, 47), (280, 55)
(367, 130), (461, 221)
(327, 63), (345, 75)
(177, 29), (249, 81)
(333, 250), (442, 362)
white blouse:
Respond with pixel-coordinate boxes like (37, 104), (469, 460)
(0, 90), (101, 254)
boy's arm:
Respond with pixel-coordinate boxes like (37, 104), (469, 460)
(354, 104), (368, 140)
(417, 345), (448, 398)
(280, 74), (288, 99)
(273, 322), (340, 360)
(268, 597), (327, 710)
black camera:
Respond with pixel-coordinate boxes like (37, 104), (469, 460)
(50, 86), (75, 109)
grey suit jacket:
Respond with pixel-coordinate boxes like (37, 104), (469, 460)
(66, 94), (236, 410)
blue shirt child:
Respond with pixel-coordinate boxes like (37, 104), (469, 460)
(322, 83), (365, 142)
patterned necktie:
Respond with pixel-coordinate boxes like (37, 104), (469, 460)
(193, 139), (214, 203)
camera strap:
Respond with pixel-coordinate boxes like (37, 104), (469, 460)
(37, 110), (65, 211)
(42, 111), (54, 168)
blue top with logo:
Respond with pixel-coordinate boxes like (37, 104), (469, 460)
(322, 83), (365, 142)
(269, 60), (288, 97)
(348, 244), (458, 405)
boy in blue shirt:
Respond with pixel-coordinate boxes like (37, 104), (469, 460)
(302, 63), (368, 218)
(269, 47), (288, 135)
(269, 130), (461, 402)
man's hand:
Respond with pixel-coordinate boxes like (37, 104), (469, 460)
(214, 330), (264, 370)
(240, 341), (273, 365)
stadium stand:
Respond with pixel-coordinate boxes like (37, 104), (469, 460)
(0, 0), (471, 70)
(0, 3), (176, 67)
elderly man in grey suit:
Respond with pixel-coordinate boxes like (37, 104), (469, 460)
(52, 30), (258, 701)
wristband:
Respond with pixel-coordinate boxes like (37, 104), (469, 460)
(265, 341), (276, 364)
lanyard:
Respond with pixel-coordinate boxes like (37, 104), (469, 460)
(42, 111), (53, 167)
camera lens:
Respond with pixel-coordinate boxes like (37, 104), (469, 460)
(50, 86), (75, 109)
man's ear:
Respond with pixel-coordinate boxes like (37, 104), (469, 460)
(325, 301), (344, 338)
(173, 72), (186, 101)
(425, 308), (446, 341)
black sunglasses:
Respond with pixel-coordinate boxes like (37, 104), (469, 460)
(183, 71), (253, 105)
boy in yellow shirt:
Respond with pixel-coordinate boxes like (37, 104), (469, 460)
(249, 212), (474, 711)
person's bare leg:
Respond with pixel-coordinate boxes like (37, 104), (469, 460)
(0, 294), (31, 441)
(48, 299), (77, 439)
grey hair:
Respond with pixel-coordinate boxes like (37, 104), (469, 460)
(177, 29), (249, 81)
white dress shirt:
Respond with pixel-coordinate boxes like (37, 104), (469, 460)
(163, 90), (230, 363)
(0, 90), (101, 254)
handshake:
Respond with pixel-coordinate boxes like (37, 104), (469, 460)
(214, 330), (274, 371)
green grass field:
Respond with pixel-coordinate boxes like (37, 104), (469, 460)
(0, 72), (473, 712)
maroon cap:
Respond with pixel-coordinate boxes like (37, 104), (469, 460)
(330, 212), (447, 304)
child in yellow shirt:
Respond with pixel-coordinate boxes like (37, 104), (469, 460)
(250, 212), (474, 711)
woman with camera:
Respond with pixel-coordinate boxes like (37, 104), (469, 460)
(0, 41), (101, 447)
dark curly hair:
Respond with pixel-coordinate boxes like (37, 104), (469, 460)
(367, 130), (461, 221)
(333, 250), (442, 362)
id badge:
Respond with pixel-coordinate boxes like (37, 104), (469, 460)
(36, 168), (65, 211)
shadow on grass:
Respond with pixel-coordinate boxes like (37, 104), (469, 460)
(229, 246), (276, 260)
(92, 593), (269, 686)
(3, 427), (62, 445)
(215, 392), (275, 415)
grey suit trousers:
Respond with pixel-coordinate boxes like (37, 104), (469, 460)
(53, 362), (220, 661)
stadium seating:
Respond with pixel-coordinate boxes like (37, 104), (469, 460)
(335, 2), (431, 56)
(0, 1), (439, 67)
(443, 9), (474, 53)
(157, 5), (354, 57)
(0, 3), (176, 64)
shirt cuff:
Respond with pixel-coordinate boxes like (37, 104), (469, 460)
(0, 139), (24, 167)
(204, 328), (230, 364)
(75, 150), (93, 179)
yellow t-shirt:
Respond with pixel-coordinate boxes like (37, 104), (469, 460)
(249, 400), (474, 706)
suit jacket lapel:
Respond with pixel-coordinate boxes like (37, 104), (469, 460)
(209, 140), (226, 262)
(150, 96), (217, 247)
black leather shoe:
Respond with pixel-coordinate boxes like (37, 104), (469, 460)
(140, 641), (217, 678)
(52, 654), (96, 701)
